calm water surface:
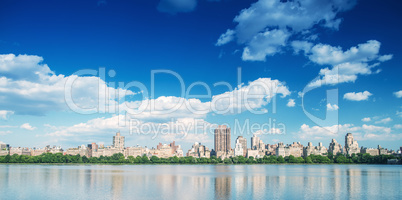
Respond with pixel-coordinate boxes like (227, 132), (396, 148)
(0, 164), (401, 200)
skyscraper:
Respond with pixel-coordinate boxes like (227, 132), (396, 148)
(345, 133), (360, 155)
(329, 139), (343, 155)
(214, 125), (231, 152)
(113, 132), (125, 149)
(251, 134), (260, 150)
(236, 136), (247, 157)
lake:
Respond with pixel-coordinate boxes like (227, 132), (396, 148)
(0, 164), (401, 199)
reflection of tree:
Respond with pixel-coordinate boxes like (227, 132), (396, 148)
(215, 176), (231, 200)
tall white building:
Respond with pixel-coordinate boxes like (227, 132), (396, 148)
(234, 141), (243, 157)
(345, 133), (360, 155)
(113, 132), (125, 149)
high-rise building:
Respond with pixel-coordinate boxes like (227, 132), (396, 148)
(236, 136), (247, 157)
(214, 125), (231, 152)
(345, 133), (360, 155)
(113, 132), (125, 149)
(329, 139), (343, 155)
(251, 134), (260, 150)
(234, 141), (243, 157)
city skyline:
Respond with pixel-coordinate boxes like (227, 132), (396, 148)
(0, 0), (401, 152)
(1, 128), (399, 159)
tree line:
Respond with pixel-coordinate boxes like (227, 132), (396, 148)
(0, 152), (399, 164)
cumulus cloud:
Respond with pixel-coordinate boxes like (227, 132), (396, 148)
(45, 115), (216, 146)
(0, 110), (14, 120)
(242, 29), (290, 61)
(307, 40), (382, 65)
(375, 117), (392, 124)
(216, 0), (357, 61)
(215, 29), (235, 46)
(326, 103), (339, 111)
(305, 40), (391, 87)
(343, 91), (372, 101)
(20, 123), (36, 131)
(291, 40), (313, 55)
(157, 0), (197, 14)
(378, 54), (393, 62)
(298, 124), (357, 140)
(287, 99), (295, 107)
(361, 117), (371, 122)
(394, 90), (402, 98)
(0, 54), (135, 116)
(298, 123), (399, 141)
(0, 54), (291, 123)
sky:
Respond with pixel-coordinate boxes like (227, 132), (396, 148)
(0, 0), (401, 151)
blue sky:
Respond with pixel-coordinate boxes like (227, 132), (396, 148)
(0, 0), (401, 151)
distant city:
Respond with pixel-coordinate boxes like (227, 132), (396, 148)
(1, 125), (401, 160)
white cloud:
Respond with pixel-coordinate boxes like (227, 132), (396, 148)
(210, 78), (290, 114)
(215, 29), (235, 46)
(343, 91), (372, 101)
(375, 117), (392, 124)
(398, 111), (402, 118)
(298, 124), (357, 140)
(216, 0), (357, 61)
(326, 103), (339, 111)
(0, 54), (291, 120)
(378, 54), (393, 62)
(0, 110), (14, 120)
(394, 90), (402, 98)
(45, 115), (216, 146)
(157, 0), (197, 14)
(305, 40), (390, 87)
(242, 29), (290, 61)
(394, 124), (402, 129)
(308, 40), (382, 65)
(298, 123), (399, 141)
(20, 123), (36, 131)
(287, 99), (295, 107)
(361, 117), (371, 122)
(291, 40), (313, 55)
(0, 131), (12, 135)
(0, 54), (135, 116)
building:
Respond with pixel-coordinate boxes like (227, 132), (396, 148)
(236, 136), (247, 157)
(345, 133), (360, 155)
(234, 141), (243, 157)
(328, 139), (343, 155)
(361, 147), (379, 156)
(125, 145), (146, 158)
(186, 142), (211, 158)
(303, 142), (328, 157)
(276, 142), (303, 157)
(113, 132), (125, 149)
(251, 134), (265, 151)
(214, 125), (231, 155)
(0, 143), (9, 150)
(65, 146), (88, 157)
(246, 149), (259, 158)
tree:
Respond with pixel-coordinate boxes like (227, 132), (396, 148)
(305, 156), (313, 163)
(277, 156), (285, 163)
(224, 158), (232, 164)
(150, 156), (160, 163)
(288, 155), (297, 163)
(141, 155), (150, 163)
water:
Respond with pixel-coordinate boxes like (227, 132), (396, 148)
(0, 164), (401, 200)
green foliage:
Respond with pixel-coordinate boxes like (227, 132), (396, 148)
(0, 153), (399, 165)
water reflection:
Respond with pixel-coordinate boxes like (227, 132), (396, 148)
(0, 165), (401, 199)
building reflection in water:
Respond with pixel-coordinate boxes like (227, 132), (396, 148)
(215, 176), (232, 200)
(1, 165), (401, 199)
